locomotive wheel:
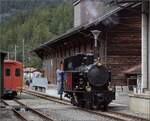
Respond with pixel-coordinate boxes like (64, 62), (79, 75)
(78, 101), (85, 108)
(92, 104), (99, 110)
(71, 98), (85, 107)
(71, 97), (77, 106)
(84, 102), (92, 109)
(104, 104), (108, 111)
(101, 103), (108, 111)
(12, 91), (17, 97)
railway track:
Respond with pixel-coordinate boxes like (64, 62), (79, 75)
(2, 99), (29, 121)
(22, 89), (149, 121)
(2, 99), (54, 121)
(22, 89), (70, 105)
(86, 109), (149, 121)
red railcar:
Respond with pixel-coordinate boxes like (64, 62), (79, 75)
(3, 60), (23, 97)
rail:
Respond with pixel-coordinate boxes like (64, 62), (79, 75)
(22, 89), (149, 121)
(2, 99), (29, 121)
(2, 99), (54, 121)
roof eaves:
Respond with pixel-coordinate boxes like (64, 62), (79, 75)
(33, 25), (84, 52)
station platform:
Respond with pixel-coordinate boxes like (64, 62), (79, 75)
(46, 84), (69, 100)
(46, 85), (129, 106)
(43, 84), (149, 120)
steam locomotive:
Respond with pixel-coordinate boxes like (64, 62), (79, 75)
(64, 54), (115, 110)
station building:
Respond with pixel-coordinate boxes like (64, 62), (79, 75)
(34, 0), (142, 85)
(33, 0), (150, 114)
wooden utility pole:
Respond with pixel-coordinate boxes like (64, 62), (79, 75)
(7, 52), (9, 60)
(15, 45), (17, 61)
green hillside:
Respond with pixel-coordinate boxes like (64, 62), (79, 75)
(0, 2), (73, 68)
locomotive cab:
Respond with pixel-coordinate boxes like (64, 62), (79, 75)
(64, 53), (94, 91)
(64, 54), (115, 110)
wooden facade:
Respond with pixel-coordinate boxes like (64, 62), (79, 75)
(34, 4), (141, 85)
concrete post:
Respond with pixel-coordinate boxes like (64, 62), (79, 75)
(141, 2), (148, 90)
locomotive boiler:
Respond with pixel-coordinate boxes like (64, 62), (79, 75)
(64, 54), (115, 110)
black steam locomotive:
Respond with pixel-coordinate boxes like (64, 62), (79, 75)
(64, 54), (115, 110)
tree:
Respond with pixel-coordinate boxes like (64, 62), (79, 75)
(0, 2), (73, 68)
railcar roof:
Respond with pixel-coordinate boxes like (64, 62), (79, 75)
(4, 60), (22, 65)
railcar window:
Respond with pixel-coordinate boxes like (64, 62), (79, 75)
(6, 68), (10, 76)
(15, 68), (21, 76)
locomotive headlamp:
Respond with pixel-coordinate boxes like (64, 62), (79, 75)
(85, 82), (91, 92)
(97, 62), (102, 67)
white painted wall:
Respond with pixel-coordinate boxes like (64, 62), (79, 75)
(148, 1), (150, 90)
(141, 2), (149, 90)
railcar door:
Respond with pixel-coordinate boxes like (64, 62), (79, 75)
(4, 63), (13, 90)
(13, 65), (22, 90)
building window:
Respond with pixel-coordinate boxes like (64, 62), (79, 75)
(6, 68), (10, 76)
(15, 68), (21, 76)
